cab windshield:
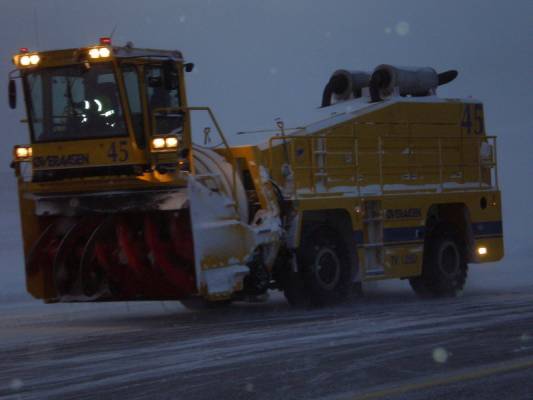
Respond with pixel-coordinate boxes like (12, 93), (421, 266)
(24, 63), (127, 142)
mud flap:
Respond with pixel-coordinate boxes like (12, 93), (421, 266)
(188, 176), (280, 300)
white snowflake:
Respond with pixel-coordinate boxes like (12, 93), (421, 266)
(395, 21), (410, 36)
(432, 347), (449, 363)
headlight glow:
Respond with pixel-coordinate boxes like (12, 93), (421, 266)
(152, 136), (179, 151)
(19, 55), (31, 66)
(29, 54), (40, 65)
(152, 138), (166, 149)
(16, 147), (28, 158)
(14, 146), (32, 160)
(165, 137), (178, 148)
(88, 47), (111, 59)
(14, 51), (41, 67)
(477, 247), (488, 256)
(88, 48), (101, 59)
(98, 47), (111, 57)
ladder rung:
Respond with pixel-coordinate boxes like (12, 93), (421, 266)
(361, 243), (384, 248)
(366, 268), (385, 275)
(363, 217), (384, 222)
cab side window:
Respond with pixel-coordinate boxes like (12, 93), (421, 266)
(145, 64), (182, 135)
(121, 64), (145, 148)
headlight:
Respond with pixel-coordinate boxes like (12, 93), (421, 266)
(151, 136), (179, 151)
(165, 137), (178, 148)
(88, 48), (100, 59)
(13, 48), (41, 67)
(152, 137), (166, 149)
(98, 47), (111, 57)
(88, 47), (111, 59)
(14, 145), (32, 160)
(19, 55), (31, 66)
(16, 53), (40, 67)
(29, 54), (40, 65)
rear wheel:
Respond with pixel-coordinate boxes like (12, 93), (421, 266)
(410, 226), (468, 298)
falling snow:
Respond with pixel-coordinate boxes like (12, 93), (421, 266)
(432, 347), (449, 363)
(395, 21), (410, 36)
(245, 383), (255, 392)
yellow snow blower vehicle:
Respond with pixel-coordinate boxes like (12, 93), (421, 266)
(9, 39), (504, 306)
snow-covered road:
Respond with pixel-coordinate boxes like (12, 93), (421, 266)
(1, 285), (533, 400)
(1, 174), (533, 399)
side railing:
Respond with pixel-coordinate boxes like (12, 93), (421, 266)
(186, 107), (239, 208)
(268, 133), (499, 197)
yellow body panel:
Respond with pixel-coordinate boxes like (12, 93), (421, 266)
(262, 99), (503, 280)
(31, 137), (145, 171)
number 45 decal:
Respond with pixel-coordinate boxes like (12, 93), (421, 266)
(107, 141), (129, 162)
(461, 103), (485, 135)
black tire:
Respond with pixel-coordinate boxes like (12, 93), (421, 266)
(289, 226), (353, 306)
(282, 269), (311, 307)
(409, 225), (468, 298)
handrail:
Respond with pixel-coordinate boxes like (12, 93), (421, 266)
(268, 134), (499, 197)
(186, 106), (239, 210)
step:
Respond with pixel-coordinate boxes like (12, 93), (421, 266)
(363, 217), (384, 223)
(361, 243), (384, 249)
(365, 267), (385, 276)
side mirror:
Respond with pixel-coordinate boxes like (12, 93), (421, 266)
(8, 79), (16, 109)
(184, 63), (195, 73)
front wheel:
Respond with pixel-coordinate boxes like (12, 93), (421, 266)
(285, 226), (353, 306)
(410, 227), (468, 298)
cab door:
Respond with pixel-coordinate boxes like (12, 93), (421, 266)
(143, 62), (184, 170)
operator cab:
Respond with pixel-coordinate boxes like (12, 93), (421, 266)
(10, 39), (191, 181)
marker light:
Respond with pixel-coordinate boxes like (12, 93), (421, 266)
(14, 145), (32, 160)
(19, 47), (29, 53)
(100, 37), (112, 45)
(152, 137), (166, 149)
(477, 247), (488, 256)
(165, 137), (179, 148)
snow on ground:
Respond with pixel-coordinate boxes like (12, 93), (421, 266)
(0, 154), (532, 399)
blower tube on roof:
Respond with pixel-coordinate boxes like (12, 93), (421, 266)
(369, 64), (458, 102)
(321, 69), (371, 107)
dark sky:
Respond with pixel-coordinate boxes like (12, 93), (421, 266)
(0, 0), (531, 250)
